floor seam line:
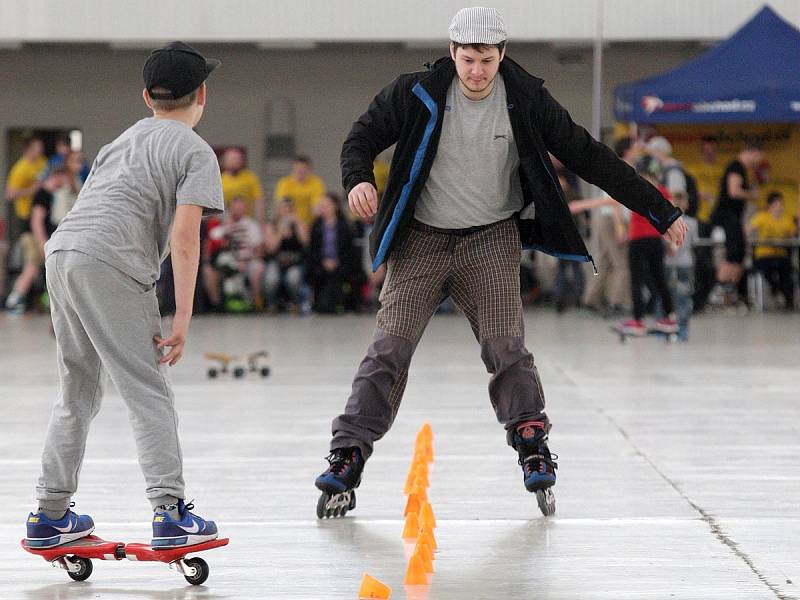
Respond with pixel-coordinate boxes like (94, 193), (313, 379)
(552, 364), (793, 600)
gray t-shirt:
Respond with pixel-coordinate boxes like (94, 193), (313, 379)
(47, 118), (224, 285)
(414, 73), (522, 228)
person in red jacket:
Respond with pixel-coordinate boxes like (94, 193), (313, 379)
(619, 157), (679, 336)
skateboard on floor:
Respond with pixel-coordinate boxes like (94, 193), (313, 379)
(21, 535), (229, 585)
(610, 324), (677, 344)
(205, 350), (271, 379)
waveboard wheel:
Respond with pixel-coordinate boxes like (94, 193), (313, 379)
(207, 368), (218, 379)
(183, 556), (209, 586)
(67, 556), (93, 582)
(233, 367), (245, 378)
(260, 367), (271, 377)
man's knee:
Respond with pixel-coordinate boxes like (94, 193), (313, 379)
(480, 336), (533, 374)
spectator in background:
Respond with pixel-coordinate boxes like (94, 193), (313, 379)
(308, 193), (358, 314)
(214, 197), (265, 310)
(200, 214), (225, 311)
(263, 198), (309, 311)
(47, 135), (91, 183)
(220, 147), (265, 222)
(747, 191), (797, 310)
(5, 168), (71, 313)
(274, 155), (326, 229)
(618, 158), (678, 336)
(553, 170), (585, 313)
(581, 138), (634, 315)
(689, 135), (724, 313)
(5, 137), (46, 242)
(647, 136), (698, 218)
(665, 193), (699, 341)
(711, 142), (764, 305)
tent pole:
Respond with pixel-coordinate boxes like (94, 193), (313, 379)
(591, 0), (604, 197)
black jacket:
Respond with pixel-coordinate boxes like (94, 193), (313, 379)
(341, 56), (682, 271)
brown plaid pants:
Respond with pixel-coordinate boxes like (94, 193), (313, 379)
(331, 217), (548, 458)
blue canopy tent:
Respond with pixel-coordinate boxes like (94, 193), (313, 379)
(614, 6), (800, 124)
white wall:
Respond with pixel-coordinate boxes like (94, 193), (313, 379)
(0, 42), (701, 201)
(1, 0), (799, 43)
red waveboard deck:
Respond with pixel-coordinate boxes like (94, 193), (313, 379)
(21, 535), (123, 561)
(126, 538), (229, 562)
(22, 535), (229, 562)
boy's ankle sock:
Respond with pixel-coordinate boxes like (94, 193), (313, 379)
(154, 501), (181, 521)
(39, 508), (68, 521)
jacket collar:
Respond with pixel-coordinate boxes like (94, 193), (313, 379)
(418, 55), (545, 101)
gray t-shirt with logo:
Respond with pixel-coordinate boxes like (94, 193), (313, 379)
(414, 73), (523, 228)
(47, 117), (224, 285)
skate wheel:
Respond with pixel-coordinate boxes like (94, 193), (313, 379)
(233, 367), (245, 378)
(207, 368), (217, 379)
(183, 557), (209, 585)
(260, 367), (271, 377)
(67, 556), (93, 582)
(536, 488), (556, 517)
(317, 493), (330, 519)
(348, 490), (357, 511)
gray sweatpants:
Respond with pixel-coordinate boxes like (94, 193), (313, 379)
(37, 250), (184, 512)
(331, 218), (548, 459)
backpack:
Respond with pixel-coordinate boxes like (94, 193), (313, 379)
(662, 164), (699, 218)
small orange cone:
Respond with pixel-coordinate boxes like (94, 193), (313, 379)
(414, 466), (429, 488)
(414, 540), (434, 573)
(420, 422), (433, 439)
(402, 511), (420, 539)
(358, 573), (392, 598)
(420, 501), (436, 529)
(419, 524), (437, 551)
(412, 482), (427, 502)
(404, 492), (421, 516)
(403, 553), (428, 585)
(403, 471), (416, 495)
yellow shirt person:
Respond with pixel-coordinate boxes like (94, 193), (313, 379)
(273, 156), (326, 227)
(219, 147), (264, 220)
(6, 140), (47, 220)
(749, 194), (797, 260)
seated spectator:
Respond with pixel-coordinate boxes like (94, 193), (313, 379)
(211, 197), (265, 311)
(220, 147), (265, 221)
(308, 193), (359, 314)
(47, 135), (91, 183)
(747, 192), (797, 309)
(274, 155), (326, 228)
(263, 198), (309, 311)
(5, 168), (71, 313)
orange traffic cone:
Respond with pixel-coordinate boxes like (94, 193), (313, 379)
(402, 511), (420, 539)
(412, 482), (427, 502)
(414, 540), (434, 573)
(414, 466), (429, 488)
(404, 492), (422, 516)
(420, 501), (436, 529)
(403, 471), (416, 495)
(403, 553), (428, 585)
(419, 524), (437, 551)
(358, 573), (392, 599)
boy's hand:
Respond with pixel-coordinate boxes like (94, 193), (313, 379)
(154, 313), (191, 366)
(663, 217), (687, 247)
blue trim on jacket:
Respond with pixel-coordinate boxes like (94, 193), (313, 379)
(372, 83), (438, 271)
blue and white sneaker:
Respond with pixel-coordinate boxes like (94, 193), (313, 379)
(151, 500), (218, 549)
(25, 507), (95, 549)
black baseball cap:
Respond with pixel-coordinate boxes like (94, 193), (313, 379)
(143, 41), (221, 100)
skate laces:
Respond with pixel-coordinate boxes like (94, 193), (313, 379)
(519, 449), (559, 474)
(325, 448), (356, 475)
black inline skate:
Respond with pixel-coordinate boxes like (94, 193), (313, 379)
(314, 447), (364, 519)
(513, 420), (558, 516)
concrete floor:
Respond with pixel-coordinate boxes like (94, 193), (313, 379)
(1, 309), (798, 599)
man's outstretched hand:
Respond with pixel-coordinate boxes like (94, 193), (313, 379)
(663, 216), (687, 247)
